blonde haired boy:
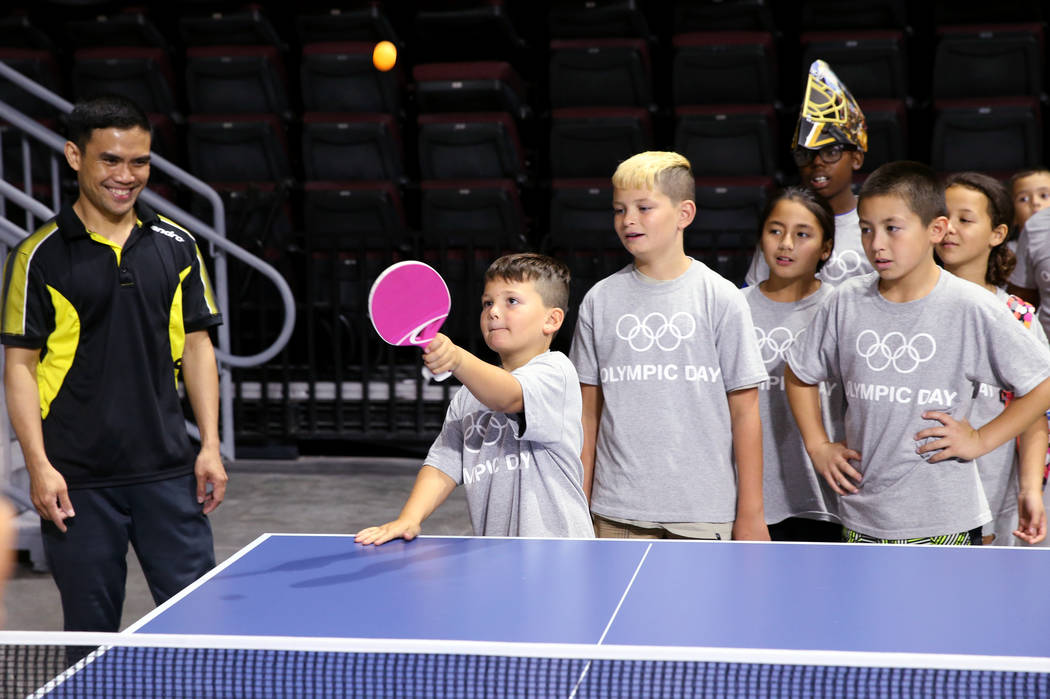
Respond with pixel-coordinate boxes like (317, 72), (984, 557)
(570, 151), (770, 540)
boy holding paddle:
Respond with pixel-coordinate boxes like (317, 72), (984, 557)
(355, 253), (593, 543)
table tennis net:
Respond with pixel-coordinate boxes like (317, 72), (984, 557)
(2, 631), (1048, 698)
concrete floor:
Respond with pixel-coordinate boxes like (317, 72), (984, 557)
(4, 457), (470, 631)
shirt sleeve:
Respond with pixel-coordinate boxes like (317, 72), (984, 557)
(713, 285), (769, 391)
(515, 354), (574, 446)
(568, 290), (599, 385)
(1, 247), (54, 349)
(182, 243), (223, 332)
(744, 247), (768, 288)
(424, 391), (467, 485)
(785, 294), (837, 386)
(965, 302), (1050, 397)
(1008, 222), (1035, 289)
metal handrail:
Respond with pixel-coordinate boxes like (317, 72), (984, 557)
(0, 59), (298, 459)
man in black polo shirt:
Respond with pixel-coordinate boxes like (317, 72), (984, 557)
(1, 95), (227, 632)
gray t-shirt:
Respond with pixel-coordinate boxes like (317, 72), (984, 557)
(745, 208), (872, 287)
(570, 260), (768, 523)
(425, 351), (594, 538)
(972, 287), (1049, 526)
(1008, 207), (1050, 338)
(742, 283), (842, 525)
(787, 269), (1050, 539)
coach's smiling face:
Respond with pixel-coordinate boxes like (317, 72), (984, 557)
(64, 126), (151, 226)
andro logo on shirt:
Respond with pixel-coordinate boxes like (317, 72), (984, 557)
(463, 411), (521, 454)
(855, 330), (936, 373)
(150, 224), (184, 243)
(820, 249), (865, 281)
(754, 326), (802, 364)
(616, 312), (696, 352)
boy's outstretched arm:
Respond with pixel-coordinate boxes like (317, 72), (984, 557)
(1015, 415), (1048, 544)
(580, 383), (602, 501)
(423, 333), (524, 414)
(784, 366), (862, 495)
(916, 377), (1050, 463)
(727, 387), (769, 541)
(355, 465), (456, 545)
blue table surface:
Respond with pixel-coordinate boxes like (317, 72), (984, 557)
(134, 535), (1050, 659)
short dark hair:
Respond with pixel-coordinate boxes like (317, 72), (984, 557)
(944, 171), (1016, 287)
(858, 160), (946, 226)
(1008, 167), (1050, 192)
(65, 95), (151, 151)
(485, 252), (570, 311)
(759, 186), (836, 272)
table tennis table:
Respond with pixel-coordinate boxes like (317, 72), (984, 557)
(27, 534), (1050, 697)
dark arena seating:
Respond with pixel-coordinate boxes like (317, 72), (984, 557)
(3, 0), (1049, 452)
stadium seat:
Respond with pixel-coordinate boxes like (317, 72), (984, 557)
(548, 0), (650, 39)
(301, 42), (403, 114)
(179, 8), (285, 48)
(417, 112), (525, 180)
(690, 176), (774, 251)
(673, 0), (777, 32)
(549, 107), (654, 178)
(858, 99), (907, 172)
(549, 39), (653, 109)
(414, 62), (526, 117)
(191, 181), (293, 252)
(672, 32), (776, 105)
(71, 47), (178, 116)
(303, 180), (409, 249)
(420, 179), (527, 248)
(186, 114), (291, 183)
(800, 31), (907, 99)
(931, 98), (1042, 173)
(932, 24), (1043, 99)
(185, 45), (290, 116)
(933, 0), (1043, 26)
(547, 178), (618, 249)
(296, 6), (400, 44)
(413, 1), (524, 62)
(673, 104), (778, 177)
(301, 113), (403, 182)
(800, 0), (908, 30)
(0, 49), (62, 118)
(65, 10), (169, 50)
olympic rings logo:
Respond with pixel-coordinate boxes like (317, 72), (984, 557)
(821, 249), (866, 282)
(463, 411), (519, 453)
(754, 326), (802, 364)
(855, 330), (936, 374)
(615, 312), (696, 352)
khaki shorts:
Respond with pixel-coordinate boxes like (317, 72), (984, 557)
(592, 514), (733, 540)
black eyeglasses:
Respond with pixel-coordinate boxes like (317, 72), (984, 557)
(792, 143), (857, 167)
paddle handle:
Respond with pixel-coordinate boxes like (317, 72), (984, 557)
(422, 366), (452, 382)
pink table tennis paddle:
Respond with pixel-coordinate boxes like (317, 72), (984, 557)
(368, 260), (452, 381)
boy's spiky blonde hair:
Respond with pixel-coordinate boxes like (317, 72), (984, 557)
(612, 151), (695, 204)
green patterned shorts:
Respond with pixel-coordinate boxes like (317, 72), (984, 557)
(843, 527), (979, 546)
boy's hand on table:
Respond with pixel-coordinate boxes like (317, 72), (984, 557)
(355, 518), (422, 546)
(809, 441), (862, 495)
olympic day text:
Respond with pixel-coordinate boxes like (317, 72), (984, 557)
(845, 382), (957, 406)
(463, 453), (531, 485)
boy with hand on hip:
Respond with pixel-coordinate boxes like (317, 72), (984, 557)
(785, 161), (1050, 544)
(571, 151), (770, 540)
(356, 253), (593, 543)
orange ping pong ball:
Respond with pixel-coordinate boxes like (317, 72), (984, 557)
(373, 41), (397, 72)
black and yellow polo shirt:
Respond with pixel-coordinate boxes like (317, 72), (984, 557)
(1, 202), (223, 488)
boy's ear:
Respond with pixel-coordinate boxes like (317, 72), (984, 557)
(678, 199), (697, 230)
(543, 307), (565, 336)
(990, 223), (1009, 247)
(928, 215), (949, 243)
(821, 237), (833, 260)
(851, 150), (864, 171)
